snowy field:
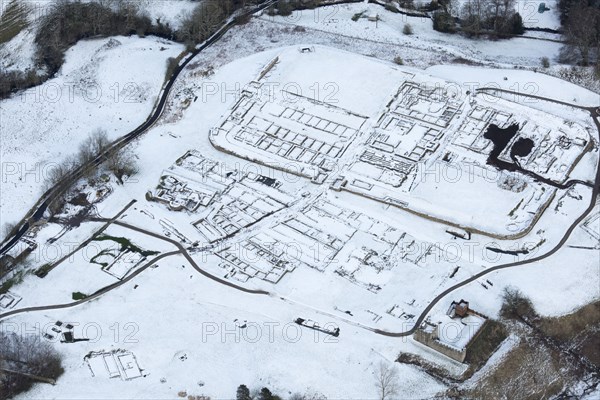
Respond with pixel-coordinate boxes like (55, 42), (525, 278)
(1, 2), (599, 399)
(427, 65), (600, 106)
(134, 0), (199, 30)
(0, 0), (198, 71)
(7, 254), (448, 399)
(454, 0), (562, 30)
(259, 2), (563, 66)
(0, 36), (185, 232)
(2, 41), (598, 397)
(3, 0), (598, 234)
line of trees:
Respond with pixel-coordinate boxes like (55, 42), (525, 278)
(433, 0), (525, 37)
(0, 0), (168, 99)
(236, 384), (333, 400)
(430, 0), (599, 73)
(558, 0), (600, 68)
(0, 70), (46, 99)
(1, 0), (253, 99)
(0, 332), (64, 399)
(266, 0), (328, 16)
(236, 385), (283, 400)
(35, 0), (180, 78)
(178, 0), (248, 50)
(45, 128), (138, 217)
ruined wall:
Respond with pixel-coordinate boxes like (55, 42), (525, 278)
(414, 328), (468, 363)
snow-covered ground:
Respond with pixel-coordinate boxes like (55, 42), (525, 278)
(0, 36), (184, 232)
(516, 0), (561, 30)
(260, 2), (563, 66)
(427, 65), (600, 106)
(135, 0), (199, 30)
(3, 0), (598, 235)
(453, 0), (562, 30)
(2, 40), (598, 397)
(1, 2), (599, 399)
(0, 27), (36, 72)
(423, 206), (600, 320)
(0, 0), (198, 71)
(7, 254), (447, 399)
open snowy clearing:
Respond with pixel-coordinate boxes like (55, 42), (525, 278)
(260, 2), (564, 66)
(8, 253), (449, 399)
(5, 43), (598, 335)
(3, 0), (598, 235)
(0, 35), (184, 232)
(1, 2), (599, 398)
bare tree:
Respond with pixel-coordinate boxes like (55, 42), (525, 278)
(460, 0), (487, 36)
(43, 155), (79, 216)
(78, 128), (111, 164)
(44, 154), (79, 191)
(105, 148), (138, 184)
(564, 1), (600, 66)
(75, 128), (111, 180)
(443, 0), (460, 16)
(178, 0), (234, 45)
(488, 0), (516, 33)
(374, 362), (400, 400)
(1, 221), (17, 242)
(500, 286), (538, 322)
(0, 332), (64, 398)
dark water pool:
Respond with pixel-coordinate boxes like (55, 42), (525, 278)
(483, 123), (567, 189)
(483, 123), (520, 171)
(511, 137), (535, 158)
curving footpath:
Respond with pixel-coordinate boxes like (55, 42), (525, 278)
(373, 90), (600, 337)
(1, 91), (598, 334)
(1, 55), (599, 339)
(0, 250), (181, 320)
(109, 220), (271, 296)
(0, 0), (278, 257)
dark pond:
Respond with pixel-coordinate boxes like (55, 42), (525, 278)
(510, 137), (535, 158)
(483, 123), (567, 189)
(483, 123), (520, 172)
